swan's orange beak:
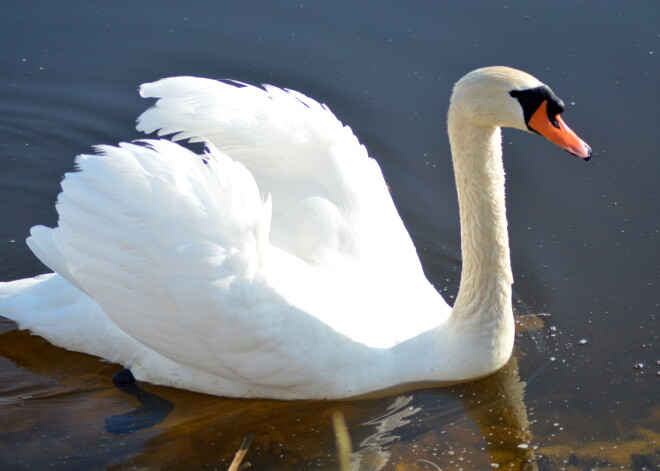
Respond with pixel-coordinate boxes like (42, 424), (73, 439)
(529, 101), (592, 160)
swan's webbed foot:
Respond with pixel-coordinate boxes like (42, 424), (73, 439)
(106, 368), (174, 435)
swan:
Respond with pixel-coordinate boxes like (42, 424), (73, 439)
(0, 67), (591, 400)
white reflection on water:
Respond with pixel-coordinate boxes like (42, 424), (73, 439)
(350, 395), (420, 470)
(343, 356), (538, 470)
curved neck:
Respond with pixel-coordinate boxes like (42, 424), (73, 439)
(447, 119), (513, 325)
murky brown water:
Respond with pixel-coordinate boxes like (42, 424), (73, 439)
(1, 1), (658, 470)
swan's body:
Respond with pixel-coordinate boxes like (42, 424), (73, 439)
(0, 67), (590, 399)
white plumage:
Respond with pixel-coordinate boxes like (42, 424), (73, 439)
(0, 67), (590, 399)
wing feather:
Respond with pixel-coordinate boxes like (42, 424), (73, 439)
(25, 141), (310, 383)
(14, 80), (449, 393)
(137, 77), (422, 273)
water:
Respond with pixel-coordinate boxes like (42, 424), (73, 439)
(1, 1), (658, 469)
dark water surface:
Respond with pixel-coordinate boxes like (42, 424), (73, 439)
(1, 1), (657, 470)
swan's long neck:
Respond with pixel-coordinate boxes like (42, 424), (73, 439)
(447, 118), (513, 331)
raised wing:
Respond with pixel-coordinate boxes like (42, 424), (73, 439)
(21, 81), (449, 392)
(27, 142), (301, 383)
(137, 77), (421, 274)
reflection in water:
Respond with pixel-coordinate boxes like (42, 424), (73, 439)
(454, 359), (537, 470)
(349, 395), (420, 470)
(341, 358), (537, 471)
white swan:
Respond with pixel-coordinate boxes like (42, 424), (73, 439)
(0, 67), (591, 400)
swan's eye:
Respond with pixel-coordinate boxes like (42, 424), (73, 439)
(549, 115), (560, 129)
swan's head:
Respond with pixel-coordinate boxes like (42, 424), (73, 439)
(449, 66), (591, 159)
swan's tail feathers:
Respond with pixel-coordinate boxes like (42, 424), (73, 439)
(0, 274), (97, 347)
(0, 275), (51, 327)
(0, 273), (160, 369)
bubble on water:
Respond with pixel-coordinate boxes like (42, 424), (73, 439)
(633, 363), (645, 370)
